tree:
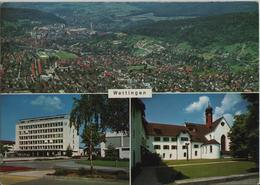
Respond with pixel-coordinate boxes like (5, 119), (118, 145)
(229, 93), (259, 164)
(102, 98), (129, 133)
(105, 144), (119, 161)
(81, 124), (105, 160)
(70, 95), (128, 173)
(0, 143), (8, 156)
(66, 145), (73, 157)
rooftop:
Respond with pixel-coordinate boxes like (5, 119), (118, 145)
(18, 114), (68, 124)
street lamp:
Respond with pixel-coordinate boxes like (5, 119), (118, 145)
(185, 143), (189, 161)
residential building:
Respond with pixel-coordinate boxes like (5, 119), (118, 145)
(101, 132), (129, 159)
(15, 114), (79, 157)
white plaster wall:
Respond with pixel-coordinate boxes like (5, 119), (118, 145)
(211, 118), (231, 151)
(190, 142), (202, 159)
(177, 132), (192, 160)
(201, 144), (220, 159)
(147, 136), (178, 160)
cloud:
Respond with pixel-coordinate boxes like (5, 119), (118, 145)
(223, 113), (234, 125)
(235, 110), (242, 116)
(213, 94), (243, 125)
(185, 96), (209, 113)
(31, 96), (63, 112)
(221, 94), (242, 112)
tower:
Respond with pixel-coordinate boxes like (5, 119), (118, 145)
(205, 103), (213, 128)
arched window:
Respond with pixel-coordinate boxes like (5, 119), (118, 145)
(210, 145), (212, 153)
(221, 135), (226, 151)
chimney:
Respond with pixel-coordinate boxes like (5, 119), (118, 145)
(205, 103), (213, 128)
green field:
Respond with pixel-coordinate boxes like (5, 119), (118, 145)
(156, 159), (257, 184)
(173, 161), (256, 179)
(164, 158), (237, 166)
(55, 51), (77, 60)
(76, 160), (129, 168)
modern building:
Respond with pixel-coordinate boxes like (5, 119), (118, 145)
(15, 114), (79, 157)
(146, 104), (231, 160)
(101, 132), (130, 159)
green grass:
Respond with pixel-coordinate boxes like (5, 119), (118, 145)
(164, 158), (235, 166)
(172, 161), (256, 179)
(55, 51), (77, 60)
(76, 160), (129, 168)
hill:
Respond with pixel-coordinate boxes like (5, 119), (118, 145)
(0, 7), (66, 25)
(128, 12), (258, 48)
(128, 2), (258, 17)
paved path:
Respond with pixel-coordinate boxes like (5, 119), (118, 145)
(132, 167), (162, 185)
(0, 170), (128, 185)
(0, 170), (54, 185)
(211, 176), (259, 185)
(166, 161), (238, 167)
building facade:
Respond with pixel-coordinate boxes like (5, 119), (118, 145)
(101, 132), (130, 159)
(145, 105), (231, 160)
(15, 114), (79, 157)
(131, 99), (147, 168)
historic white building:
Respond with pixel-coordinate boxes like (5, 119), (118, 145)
(15, 114), (80, 157)
(101, 132), (130, 159)
(145, 105), (231, 160)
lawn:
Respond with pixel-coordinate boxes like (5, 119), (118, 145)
(164, 158), (235, 166)
(172, 161), (256, 179)
(55, 51), (77, 60)
(156, 159), (257, 184)
(76, 160), (129, 168)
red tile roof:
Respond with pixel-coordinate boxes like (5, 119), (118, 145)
(146, 117), (224, 144)
(146, 123), (189, 137)
(203, 139), (220, 145)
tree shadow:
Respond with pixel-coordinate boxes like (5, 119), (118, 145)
(142, 148), (188, 184)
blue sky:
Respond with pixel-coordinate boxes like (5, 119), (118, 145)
(0, 93), (248, 144)
(0, 94), (80, 142)
(142, 93), (248, 126)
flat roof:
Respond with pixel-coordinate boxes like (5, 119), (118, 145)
(18, 114), (69, 124)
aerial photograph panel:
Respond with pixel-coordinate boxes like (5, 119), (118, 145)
(0, 2), (259, 93)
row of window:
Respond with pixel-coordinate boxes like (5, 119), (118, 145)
(19, 145), (63, 150)
(19, 128), (63, 135)
(19, 133), (63, 140)
(154, 144), (199, 150)
(154, 137), (189, 142)
(19, 139), (63, 145)
(19, 122), (64, 130)
(202, 145), (213, 154)
(161, 151), (199, 159)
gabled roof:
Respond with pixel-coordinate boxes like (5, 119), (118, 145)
(203, 139), (220, 145)
(185, 123), (210, 143)
(210, 117), (224, 131)
(146, 123), (188, 137)
(146, 116), (226, 144)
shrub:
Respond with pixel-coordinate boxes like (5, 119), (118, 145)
(78, 167), (87, 176)
(54, 168), (68, 176)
